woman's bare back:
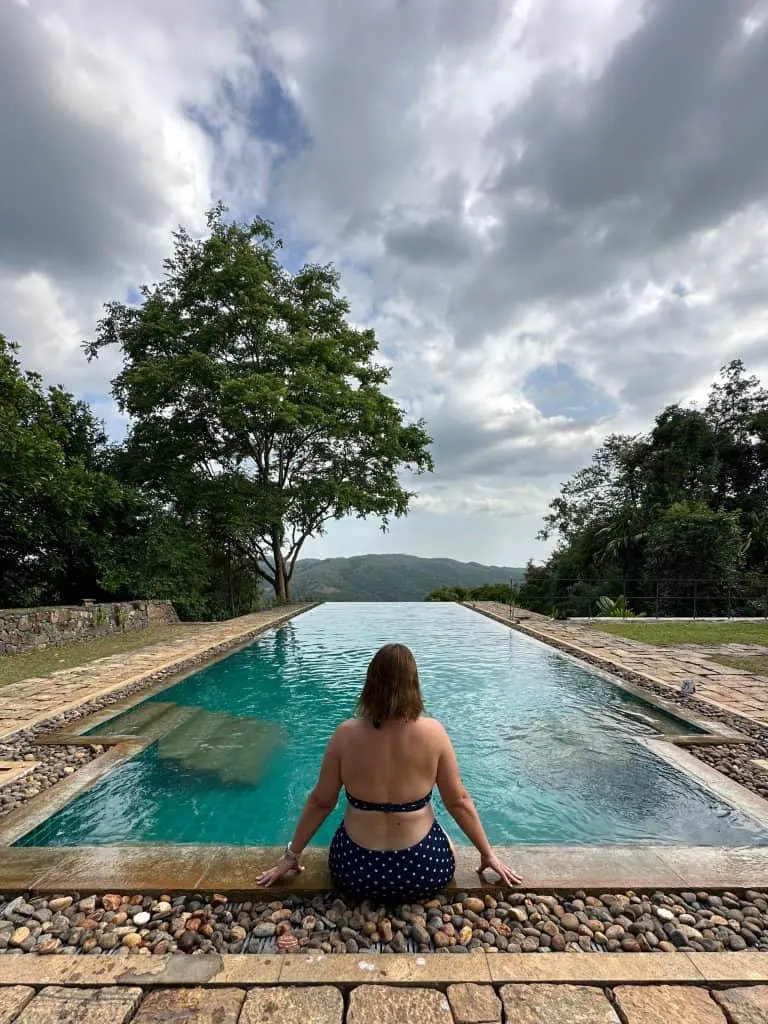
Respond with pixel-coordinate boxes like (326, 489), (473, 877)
(336, 716), (444, 850)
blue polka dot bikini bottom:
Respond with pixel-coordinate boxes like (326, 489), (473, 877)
(328, 820), (456, 904)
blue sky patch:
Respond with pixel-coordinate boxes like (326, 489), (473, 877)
(523, 362), (617, 423)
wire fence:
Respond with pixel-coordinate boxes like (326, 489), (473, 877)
(528, 577), (768, 619)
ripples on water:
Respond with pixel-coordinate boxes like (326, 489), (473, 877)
(18, 603), (768, 847)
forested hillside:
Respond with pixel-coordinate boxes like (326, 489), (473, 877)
(289, 555), (524, 601)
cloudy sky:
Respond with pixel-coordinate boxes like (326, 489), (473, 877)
(3, 0), (768, 567)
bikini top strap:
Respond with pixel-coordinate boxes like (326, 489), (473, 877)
(345, 789), (433, 813)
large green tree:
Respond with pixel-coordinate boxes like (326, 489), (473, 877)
(520, 360), (768, 616)
(86, 206), (433, 601)
(0, 334), (126, 605)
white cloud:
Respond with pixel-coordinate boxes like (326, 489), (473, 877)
(2, 0), (768, 567)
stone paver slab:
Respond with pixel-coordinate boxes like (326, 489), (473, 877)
(499, 984), (619, 1024)
(613, 985), (726, 1024)
(0, 955), (76, 987)
(0, 954), (282, 989)
(488, 953), (702, 985)
(657, 847), (768, 888)
(240, 986), (342, 1024)
(0, 987), (35, 1024)
(347, 985), (454, 1024)
(133, 987), (245, 1023)
(446, 983), (501, 1023)
(0, 848), (67, 889)
(686, 953), (768, 983)
(23, 844), (219, 892)
(712, 985), (768, 1024)
(279, 952), (491, 985)
(14, 986), (143, 1024)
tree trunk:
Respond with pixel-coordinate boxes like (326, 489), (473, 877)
(272, 538), (290, 603)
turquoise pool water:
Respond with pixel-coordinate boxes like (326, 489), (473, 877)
(17, 603), (768, 847)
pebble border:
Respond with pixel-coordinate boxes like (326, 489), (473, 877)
(0, 889), (766, 956)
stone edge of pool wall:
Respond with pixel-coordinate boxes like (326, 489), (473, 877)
(1, 843), (768, 896)
(23, 604), (321, 744)
(463, 604), (747, 743)
(1, 950), (768, 989)
(464, 601), (768, 838)
(0, 605), (319, 848)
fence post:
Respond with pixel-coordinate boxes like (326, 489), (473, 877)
(693, 579), (697, 621)
(655, 580), (660, 619)
(765, 585), (768, 621)
(727, 585), (732, 620)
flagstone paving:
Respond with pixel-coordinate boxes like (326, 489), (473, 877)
(472, 604), (768, 726)
(0, 607), (312, 742)
(0, 978), (766, 1024)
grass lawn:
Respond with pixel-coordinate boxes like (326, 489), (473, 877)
(708, 654), (768, 677)
(0, 623), (195, 688)
(589, 620), (768, 646)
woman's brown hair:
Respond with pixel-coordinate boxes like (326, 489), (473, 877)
(356, 643), (425, 726)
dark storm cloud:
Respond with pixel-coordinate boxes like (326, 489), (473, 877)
(451, 0), (768, 342)
(0, 3), (170, 281)
(384, 215), (478, 266)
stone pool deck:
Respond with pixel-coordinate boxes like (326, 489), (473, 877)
(0, 606), (313, 742)
(470, 604), (768, 727)
(1, 960), (767, 1023)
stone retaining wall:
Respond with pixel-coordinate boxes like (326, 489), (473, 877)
(0, 601), (178, 656)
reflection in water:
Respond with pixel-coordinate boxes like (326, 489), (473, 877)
(17, 602), (768, 848)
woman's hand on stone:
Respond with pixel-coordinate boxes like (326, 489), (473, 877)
(256, 855), (305, 888)
(478, 850), (522, 886)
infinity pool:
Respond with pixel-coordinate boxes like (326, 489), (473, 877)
(17, 603), (768, 847)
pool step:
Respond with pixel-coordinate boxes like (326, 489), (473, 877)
(156, 707), (235, 759)
(156, 710), (284, 786)
(140, 704), (202, 744)
(87, 700), (178, 738)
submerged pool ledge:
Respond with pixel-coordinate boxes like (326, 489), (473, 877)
(1, 844), (767, 895)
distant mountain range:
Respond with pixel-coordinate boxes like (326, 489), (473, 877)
(286, 554), (525, 602)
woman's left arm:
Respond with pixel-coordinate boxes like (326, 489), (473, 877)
(257, 727), (343, 887)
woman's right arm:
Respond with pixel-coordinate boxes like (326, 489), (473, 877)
(435, 723), (522, 886)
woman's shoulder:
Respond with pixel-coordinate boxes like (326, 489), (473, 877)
(413, 715), (448, 736)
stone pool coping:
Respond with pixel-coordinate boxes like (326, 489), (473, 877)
(1, 844), (767, 894)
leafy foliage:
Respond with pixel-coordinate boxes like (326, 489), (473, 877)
(0, 335), (129, 606)
(424, 580), (521, 604)
(595, 595), (635, 618)
(520, 360), (768, 617)
(86, 206), (433, 602)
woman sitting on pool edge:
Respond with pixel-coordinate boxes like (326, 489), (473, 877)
(257, 643), (522, 901)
